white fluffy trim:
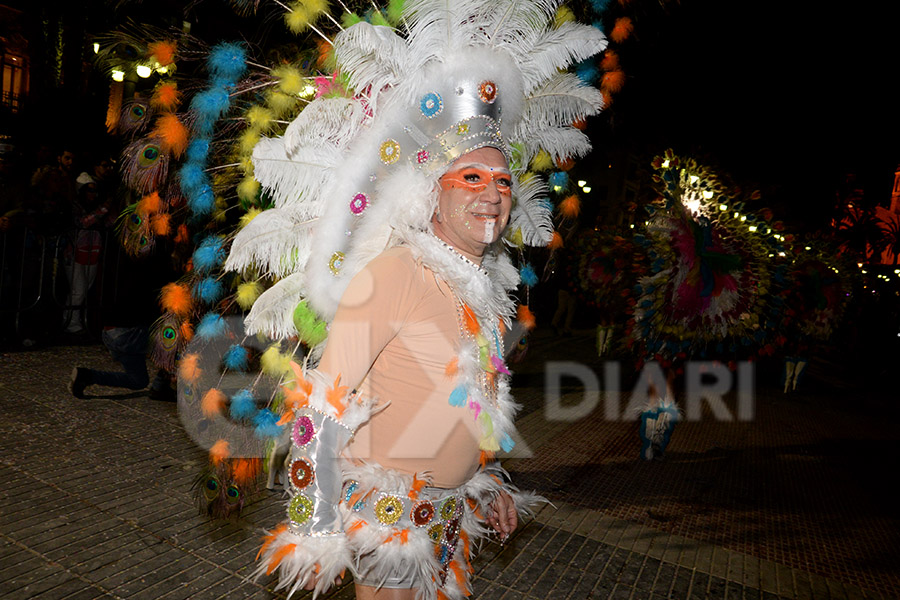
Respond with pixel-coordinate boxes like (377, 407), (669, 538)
(254, 527), (351, 599)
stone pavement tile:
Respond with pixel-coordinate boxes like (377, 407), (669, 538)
(81, 545), (161, 585)
(651, 561), (676, 595)
(709, 545), (731, 581)
(95, 547), (186, 592)
(689, 571), (710, 599)
(40, 521), (135, 563)
(512, 560), (551, 593)
(153, 566), (237, 600)
(633, 556), (661, 596)
(759, 559), (779, 596)
(0, 554), (46, 584)
(727, 550), (745, 587)
(547, 564), (581, 598)
(742, 553), (761, 591)
(58, 587), (112, 600)
(109, 558), (196, 598)
(670, 565), (692, 597)
(614, 552), (642, 589)
(29, 577), (99, 599)
(178, 571), (254, 600)
(775, 562), (796, 598)
(28, 513), (130, 556)
(217, 578), (284, 599)
(0, 563), (74, 600)
(706, 572), (727, 599)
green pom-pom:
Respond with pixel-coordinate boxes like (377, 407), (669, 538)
(342, 12), (363, 27)
(293, 300), (328, 346)
(369, 9), (390, 27)
(386, 0), (405, 25)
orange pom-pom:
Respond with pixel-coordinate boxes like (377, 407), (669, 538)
(151, 82), (181, 111)
(601, 69), (626, 94)
(202, 388), (227, 417)
(611, 17), (634, 43)
(572, 118), (587, 130)
(180, 321), (194, 342)
(316, 39), (332, 69)
(548, 231), (564, 249)
(137, 191), (162, 216)
(600, 50), (619, 71)
(600, 89), (613, 110)
(150, 212), (171, 236)
(160, 282), (192, 317)
(209, 439), (229, 465)
(556, 156), (575, 171)
(560, 194), (581, 218)
(231, 458), (261, 484)
(175, 224), (189, 245)
(179, 353), (202, 383)
(517, 304), (537, 330)
(445, 358), (459, 377)
(154, 113), (188, 158)
(148, 40), (177, 66)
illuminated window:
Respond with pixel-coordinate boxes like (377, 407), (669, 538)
(1, 53), (29, 113)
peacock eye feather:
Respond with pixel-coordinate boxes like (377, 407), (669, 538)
(140, 145), (160, 166)
(203, 476), (221, 501)
(225, 485), (241, 504)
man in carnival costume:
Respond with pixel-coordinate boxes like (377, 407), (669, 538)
(224, 1), (608, 597)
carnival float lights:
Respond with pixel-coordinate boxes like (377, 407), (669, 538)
(577, 179), (591, 194)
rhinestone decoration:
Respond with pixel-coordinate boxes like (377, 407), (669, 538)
(343, 480), (359, 503)
(478, 81), (498, 104)
(289, 458), (314, 489)
(420, 92), (443, 118)
(379, 139), (401, 164)
(456, 123), (469, 136)
(416, 149), (430, 164)
(428, 523), (444, 541)
(411, 500), (435, 527)
(292, 415), (315, 447)
(374, 495), (403, 526)
(350, 192), (369, 215)
(353, 498), (366, 512)
(328, 251), (345, 275)
(288, 493), (314, 524)
(440, 497), (457, 521)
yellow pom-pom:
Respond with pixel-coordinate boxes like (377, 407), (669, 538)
(237, 177), (260, 203)
(239, 207), (262, 229)
(239, 130), (261, 155)
(507, 227), (524, 249)
(554, 6), (575, 26)
(272, 65), (304, 96)
(246, 105), (275, 132)
(303, 0), (330, 14)
(213, 196), (228, 224)
(236, 281), (263, 310)
(266, 90), (297, 118)
(285, 2), (313, 33)
(531, 150), (553, 172)
(261, 344), (292, 377)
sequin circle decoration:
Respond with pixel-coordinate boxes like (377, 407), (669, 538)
(292, 415), (315, 447)
(328, 251), (345, 275)
(379, 139), (401, 164)
(440, 497), (457, 520)
(288, 493), (314, 524)
(478, 81), (498, 104)
(374, 495), (403, 526)
(411, 500), (435, 527)
(420, 92), (443, 118)
(457, 123), (470, 136)
(349, 193), (368, 215)
(416, 149), (430, 164)
(290, 458), (314, 489)
(428, 523), (444, 542)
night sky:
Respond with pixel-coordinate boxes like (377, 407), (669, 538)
(595, 0), (898, 224)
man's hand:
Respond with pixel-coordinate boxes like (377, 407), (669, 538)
(487, 491), (517, 541)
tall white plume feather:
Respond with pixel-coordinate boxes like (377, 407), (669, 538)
(515, 21), (608, 94)
(224, 209), (315, 278)
(509, 176), (553, 246)
(244, 271), (307, 339)
(522, 72), (605, 128)
(252, 137), (333, 214)
(283, 97), (369, 156)
(333, 24), (411, 112)
(520, 125), (593, 164)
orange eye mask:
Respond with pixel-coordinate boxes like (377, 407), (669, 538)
(440, 167), (512, 197)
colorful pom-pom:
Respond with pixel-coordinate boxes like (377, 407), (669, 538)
(448, 385), (468, 407)
(209, 439), (230, 465)
(601, 69), (626, 94)
(548, 171), (569, 190)
(161, 282), (192, 317)
(148, 40), (177, 66)
(202, 388), (227, 417)
(611, 17), (634, 43)
(520, 263), (539, 287)
(223, 344), (249, 372)
(186, 138), (210, 163)
(518, 304), (537, 330)
(197, 312), (227, 339)
(179, 163), (209, 195)
(207, 42), (247, 82)
(179, 353), (202, 383)
(292, 301), (328, 346)
(548, 231), (564, 249)
(261, 344), (292, 377)
(560, 194), (581, 218)
(230, 389), (257, 420)
(253, 409), (283, 438)
(151, 82), (181, 111)
(236, 281), (263, 310)
(192, 237), (225, 274)
(154, 113), (189, 158)
(194, 277), (224, 304)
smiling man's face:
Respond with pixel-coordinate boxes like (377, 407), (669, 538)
(433, 146), (512, 262)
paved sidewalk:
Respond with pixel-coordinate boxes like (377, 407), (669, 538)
(1, 338), (896, 599)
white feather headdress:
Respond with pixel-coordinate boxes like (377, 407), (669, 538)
(226, 0), (608, 338)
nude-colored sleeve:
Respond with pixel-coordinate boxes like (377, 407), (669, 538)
(316, 251), (419, 391)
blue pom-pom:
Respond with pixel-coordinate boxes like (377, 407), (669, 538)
(253, 409), (282, 438)
(589, 0), (612, 14)
(208, 43), (247, 82)
(186, 138), (210, 163)
(193, 277), (224, 304)
(188, 184), (216, 217)
(500, 433), (515, 453)
(548, 171), (568, 190)
(190, 87), (231, 121)
(193, 237), (225, 273)
(196, 312), (227, 339)
(520, 263), (539, 287)
(448, 385), (467, 407)
(230, 389), (257, 419)
(575, 61), (600, 84)
(591, 19), (606, 34)
(179, 163), (208, 195)
(538, 198), (554, 211)
(223, 344), (249, 372)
